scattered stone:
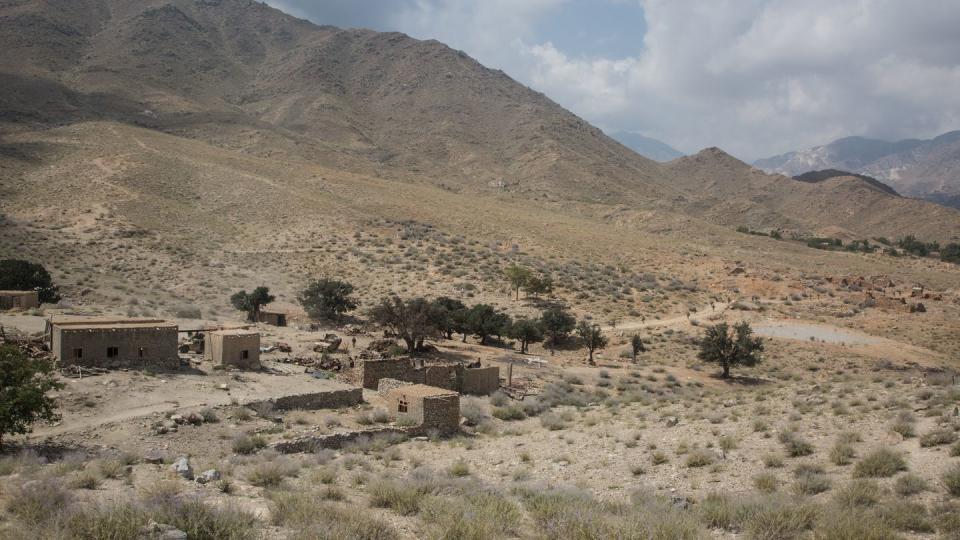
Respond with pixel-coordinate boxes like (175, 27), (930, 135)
(171, 457), (193, 480)
(138, 521), (187, 540)
(665, 417), (679, 427)
(196, 469), (221, 484)
(170, 414), (186, 425)
(185, 412), (204, 425)
(671, 495), (691, 510)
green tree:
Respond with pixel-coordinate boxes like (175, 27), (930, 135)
(230, 286), (274, 322)
(526, 275), (554, 298)
(504, 264), (533, 300)
(369, 296), (436, 353)
(631, 334), (646, 362)
(698, 322), (764, 378)
(540, 306), (576, 348)
(466, 304), (511, 345)
(0, 345), (63, 449)
(298, 279), (357, 322)
(576, 320), (608, 365)
(941, 243), (960, 264)
(508, 318), (543, 353)
(430, 297), (467, 339)
(0, 259), (60, 303)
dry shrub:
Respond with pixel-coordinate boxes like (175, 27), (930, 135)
(853, 449), (906, 478)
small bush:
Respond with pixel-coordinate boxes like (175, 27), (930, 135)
(460, 397), (489, 426)
(448, 459), (471, 477)
(753, 472), (779, 493)
(70, 469), (103, 490)
(833, 479), (882, 508)
(829, 442), (855, 466)
(232, 433), (267, 455)
(919, 429), (957, 448)
(368, 480), (426, 515)
(793, 465), (831, 495)
(492, 405), (525, 421)
(779, 430), (814, 457)
(685, 449), (717, 468)
(853, 449), (907, 478)
(539, 412), (567, 431)
(763, 453), (785, 468)
(893, 473), (927, 496)
(6, 479), (72, 525)
(246, 458), (300, 487)
(875, 500), (933, 532)
(944, 464), (960, 497)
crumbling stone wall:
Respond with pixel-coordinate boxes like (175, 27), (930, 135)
(376, 378), (412, 397)
(273, 427), (406, 453)
(419, 394), (460, 434)
(461, 366), (500, 395)
(358, 358), (417, 389)
(246, 388), (362, 411)
(54, 326), (179, 370)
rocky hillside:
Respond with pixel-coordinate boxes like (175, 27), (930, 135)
(609, 131), (684, 162)
(755, 132), (960, 208)
(1, 0), (959, 246)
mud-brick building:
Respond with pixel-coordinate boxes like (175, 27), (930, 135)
(0, 290), (39, 310)
(385, 384), (460, 435)
(47, 316), (179, 369)
(208, 329), (260, 369)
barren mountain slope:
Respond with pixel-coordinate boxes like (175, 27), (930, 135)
(663, 148), (960, 241)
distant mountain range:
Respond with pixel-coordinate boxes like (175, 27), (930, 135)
(755, 132), (960, 209)
(609, 132), (684, 162)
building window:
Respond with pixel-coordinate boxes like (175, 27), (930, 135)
(241, 350), (249, 360)
(107, 347), (119, 358)
(398, 397), (408, 413)
(139, 347), (145, 358)
(73, 348), (83, 359)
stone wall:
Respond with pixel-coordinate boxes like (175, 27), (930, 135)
(273, 427), (407, 454)
(358, 358), (418, 389)
(246, 388), (363, 411)
(420, 394), (461, 434)
(461, 366), (500, 395)
(376, 378), (412, 397)
(210, 331), (260, 370)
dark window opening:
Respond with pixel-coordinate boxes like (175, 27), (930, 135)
(398, 397), (408, 413)
(139, 347), (145, 358)
(241, 350), (249, 360)
(107, 347), (119, 358)
(73, 348), (83, 359)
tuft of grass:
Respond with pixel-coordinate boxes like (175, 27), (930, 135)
(893, 473), (927, 496)
(919, 429), (957, 448)
(368, 479), (429, 515)
(246, 458), (301, 488)
(6, 479), (72, 525)
(832, 479), (882, 508)
(685, 449), (717, 468)
(753, 472), (779, 493)
(421, 491), (523, 539)
(829, 442), (856, 466)
(232, 433), (267, 455)
(853, 448), (907, 478)
(448, 459), (471, 477)
(944, 464), (960, 497)
(778, 430), (814, 457)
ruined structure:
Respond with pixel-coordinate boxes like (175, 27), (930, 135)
(351, 356), (499, 395)
(47, 316), (178, 369)
(208, 329), (261, 369)
(385, 384), (460, 435)
(0, 290), (39, 310)
(257, 301), (304, 327)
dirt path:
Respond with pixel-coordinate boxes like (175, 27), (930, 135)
(603, 302), (731, 332)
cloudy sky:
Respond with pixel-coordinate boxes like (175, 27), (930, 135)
(265, 0), (960, 160)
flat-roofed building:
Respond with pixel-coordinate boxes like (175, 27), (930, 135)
(208, 329), (260, 369)
(0, 290), (39, 310)
(47, 316), (179, 369)
(385, 384), (460, 435)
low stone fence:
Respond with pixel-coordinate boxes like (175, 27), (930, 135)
(245, 388), (362, 411)
(272, 427), (410, 454)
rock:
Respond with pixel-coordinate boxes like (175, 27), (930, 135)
(154, 424), (169, 435)
(671, 495), (691, 510)
(171, 457), (193, 480)
(170, 414), (186, 425)
(185, 412), (204, 426)
(218, 384), (229, 391)
(196, 469), (220, 484)
(144, 451), (165, 464)
(138, 520), (187, 540)
(665, 417), (679, 427)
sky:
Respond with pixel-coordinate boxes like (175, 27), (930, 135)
(264, 0), (960, 161)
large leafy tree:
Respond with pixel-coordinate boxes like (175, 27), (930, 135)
(369, 296), (436, 353)
(0, 345), (63, 449)
(698, 322), (764, 378)
(230, 286), (275, 322)
(298, 279), (357, 322)
(526, 275), (554, 298)
(466, 304), (511, 345)
(430, 297), (467, 340)
(576, 320), (608, 365)
(540, 306), (576, 348)
(0, 259), (60, 303)
(504, 264), (532, 300)
(508, 318), (543, 354)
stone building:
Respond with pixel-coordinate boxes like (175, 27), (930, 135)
(257, 301), (305, 327)
(384, 384), (460, 435)
(208, 329), (260, 369)
(353, 357), (500, 395)
(0, 290), (39, 310)
(47, 316), (179, 369)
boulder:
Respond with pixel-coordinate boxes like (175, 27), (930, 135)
(171, 457), (193, 480)
(196, 469), (220, 484)
(138, 521), (187, 540)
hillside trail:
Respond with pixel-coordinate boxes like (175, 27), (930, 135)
(604, 302), (731, 333)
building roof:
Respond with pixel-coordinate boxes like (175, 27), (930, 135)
(210, 329), (259, 337)
(48, 316), (176, 330)
(260, 301), (306, 316)
(0, 290), (38, 296)
(390, 384), (459, 398)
